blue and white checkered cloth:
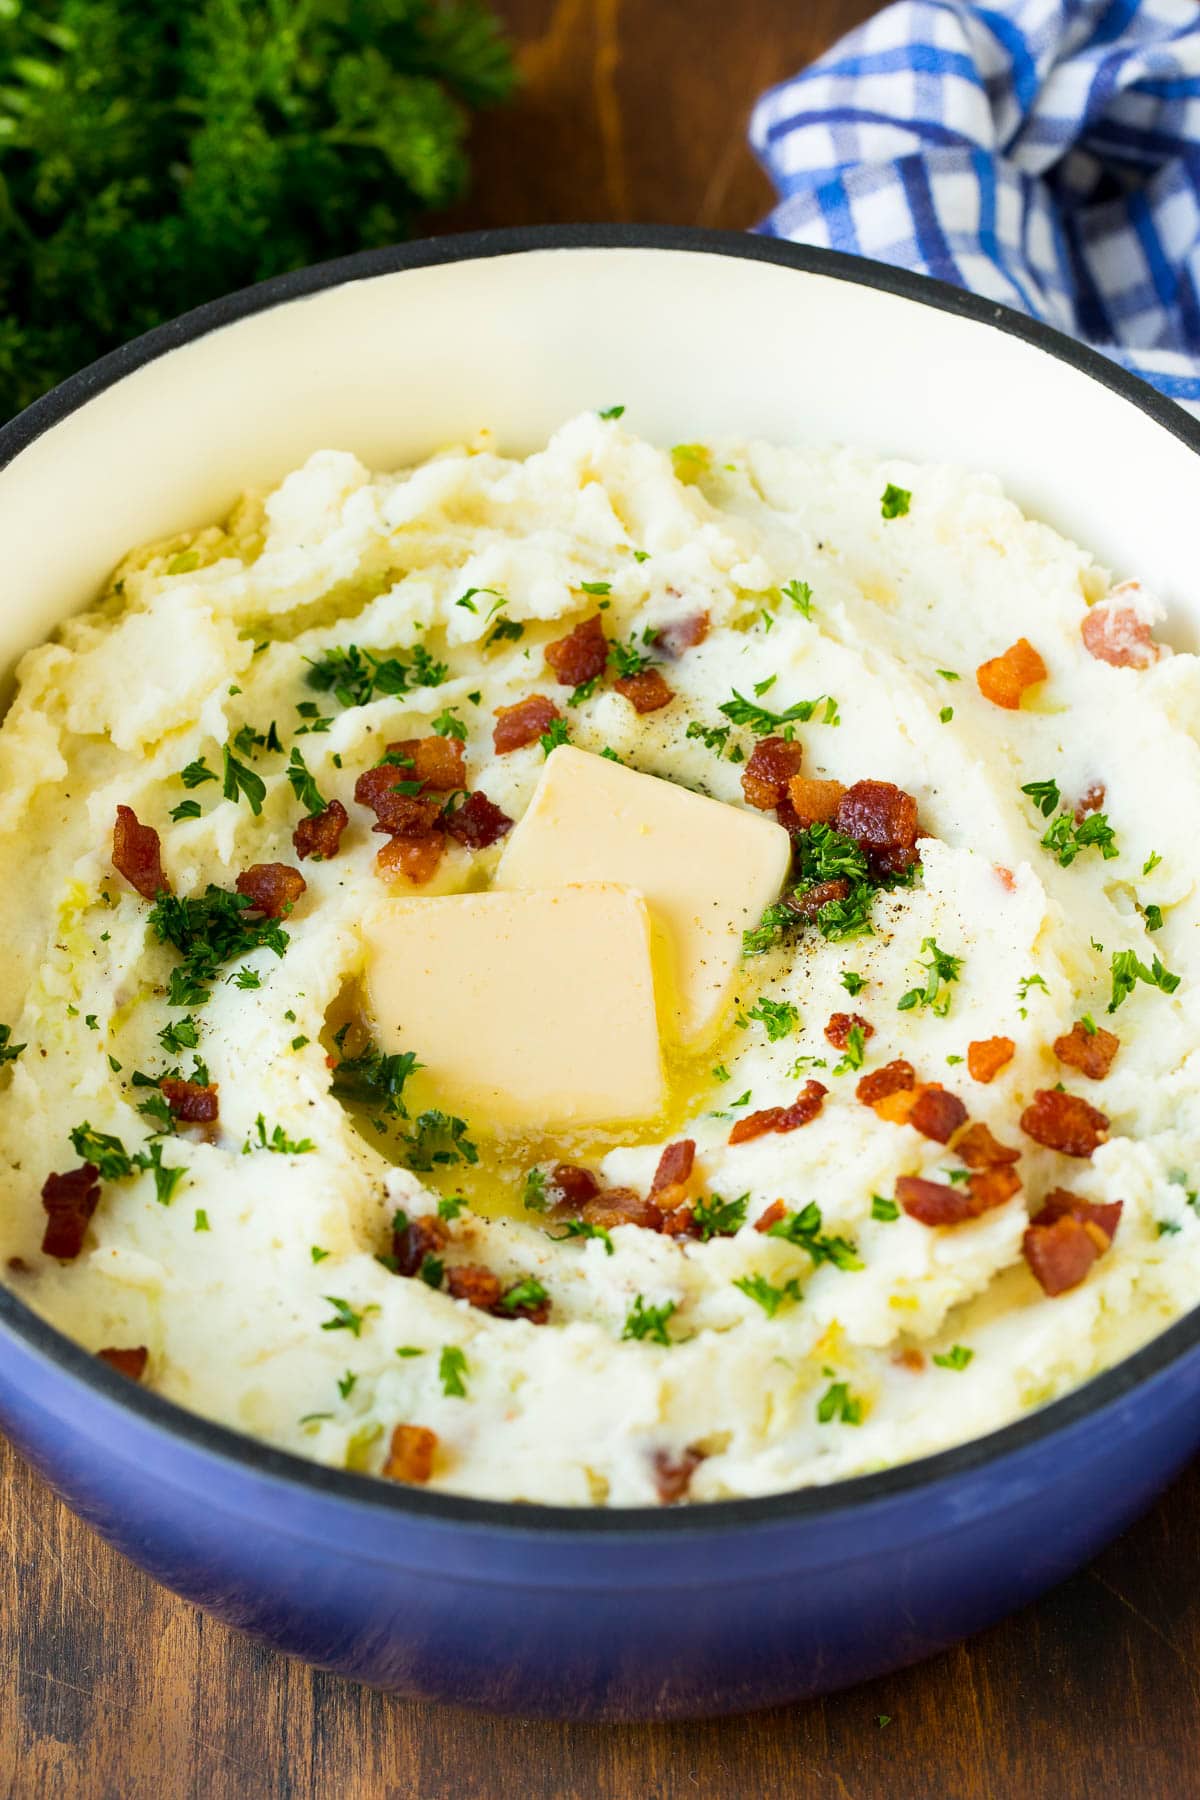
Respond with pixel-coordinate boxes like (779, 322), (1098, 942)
(751, 0), (1200, 412)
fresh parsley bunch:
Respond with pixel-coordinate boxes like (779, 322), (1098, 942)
(0, 0), (515, 417)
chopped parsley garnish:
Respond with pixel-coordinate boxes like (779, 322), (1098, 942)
(431, 707), (468, 740)
(286, 745), (327, 815)
(310, 1245), (330, 1263)
(1107, 948), (1181, 1013)
(840, 972), (865, 997)
(485, 618), (525, 648)
(158, 1015), (200, 1055)
(936, 669), (960, 682)
(832, 1024), (867, 1076)
(148, 886), (290, 1007)
(1157, 1220), (1182, 1237)
(170, 800), (203, 821)
(401, 1110), (479, 1171)
(781, 578), (814, 619)
(293, 702), (332, 736)
(753, 675), (777, 698)
(598, 404), (625, 419)
(1144, 904), (1165, 932)
(221, 744), (266, 815)
(1016, 972), (1049, 1013)
(418, 1253), (444, 1289)
(320, 1296), (377, 1338)
(711, 1063), (731, 1083)
(607, 634), (654, 678)
(685, 720), (734, 757)
(568, 676), (600, 707)
(733, 1273), (804, 1318)
(1144, 850), (1163, 875)
(880, 484), (911, 520)
(540, 717), (570, 757)
(817, 1381), (863, 1424)
(765, 1202), (862, 1270)
(0, 1024), (26, 1066)
(871, 1195), (900, 1222)
(495, 1277), (549, 1315)
(179, 757), (217, 789)
(396, 1346), (425, 1358)
(522, 1168), (548, 1212)
(549, 1218), (615, 1255)
(1020, 777), (1060, 817)
(744, 997), (799, 1041)
(1040, 806), (1118, 868)
(691, 1192), (749, 1240)
(330, 1037), (422, 1119)
(337, 1370), (357, 1399)
(231, 967), (261, 990)
(244, 1113), (315, 1156)
(305, 644), (424, 709)
(194, 1209), (210, 1233)
(933, 1344), (974, 1370)
(232, 720), (284, 757)
(939, 706), (954, 724)
(454, 586), (504, 615)
(439, 1345), (469, 1397)
(621, 1295), (677, 1344)
(745, 821), (911, 957)
(581, 579), (612, 596)
(719, 689), (838, 738)
(68, 1122), (183, 1202)
(897, 938), (962, 1017)
(437, 1193), (468, 1221)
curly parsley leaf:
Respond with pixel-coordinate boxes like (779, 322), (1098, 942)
(880, 484), (911, 520)
(817, 1380), (863, 1423)
(719, 689), (839, 738)
(765, 1202), (862, 1270)
(286, 746), (327, 815)
(1107, 948), (1181, 1013)
(148, 886), (290, 1007)
(691, 1192), (749, 1240)
(897, 938), (963, 1017)
(330, 1039), (423, 1120)
(733, 1273), (804, 1318)
(439, 1345), (469, 1397)
(621, 1295), (677, 1344)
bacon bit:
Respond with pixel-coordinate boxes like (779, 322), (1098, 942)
(993, 864), (1016, 892)
(393, 1214), (449, 1278)
(376, 833), (446, 887)
(1082, 600), (1163, 670)
(354, 764), (444, 837)
(834, 779), (920, 877)
(500, 1280), (552, 1325)
(445, 1263), (503, 1311)
(160, 1076), (219, 1124)
(652, 1446), (705, 1505)
(492, 694), (561, 754)
(652, 612), (709, 658)
(754, 1199), (788, 1234)
(787, 774), (846, 828)
(660, 1206), (699, 1239)
(783, 880), (848, 922)
(908, 1086), (969, 1144)
(897, 1170), (1016, 1227)
(1073, 782), (1106, 825)
(112, 805), (169, 900)
(953, 1122), (1020, 1168)
(615, 668), (674, 714)
(40, 1164), (100, 1260)
(975, 637), (1047, 709)
(382, 1423), (438, 1485)
(97, 1346), (148, 1381)
(967, 1037), (1015, 1084)
(235, 862), (306, 919)
(581, 1188), (664, 1232)
(1035, 1186), (1123, 1244)
(1023, 1214), (1106, 1296)
(545, 613), (608, 687)
(1053, 1020), (1120, 1081)
(874, 1087), (924, 1126)
(444, 791), (513, 850)
(825, 1011), (874, 1052)
(293, 798), (349, 862)
(892, 1347), (926, 1372)
(1020, 1089), (1109, 1158)
(547, 1164), (601, 1211)
(741, 736), (805, 811)
(856, 1059), (916, 1110)
(648, 1139), (696, 1212)
(728, 1079), (826, 1146)
(967, 1164), (1022, 1210)
(388, 735), (467, 793)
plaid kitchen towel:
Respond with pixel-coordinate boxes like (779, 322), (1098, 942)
(750, 0), (1200, 412)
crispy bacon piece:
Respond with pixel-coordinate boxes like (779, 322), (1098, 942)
(976, 637), (1047, 709)
(445, 1263), (503, 1311)
(499, 1280), (552, 1325)
(581, 1188), (664, 1232)
(40, 1164), (100, 1260)
(994, 864), (1016, 892)
(786, 878), (850, 918)
(160, 1077), (219, 1124)
(728, 1080), (826, 1146)
(113, 805), (169, 900)
(1020, 1089), (1109, 1158)
(893, 1347), (926, 1373)
(660, 1206), (699, 1240)
(492, 694), (560, 754)
(1082, 598), (1163, 670)
(967, 1037), (1015, 1084)
(953, 1122), (1020, 1169)
(1023, 1214), (1106, 1296)
(741, 736), (805, 811)
(652, 612), (709, 659)
(615, 669), (674, 714)
(97, 1346), (148, 1381)
(354, 764), (444, 836)
(908, 1086), (968, 1144)
(648, 1139), (696, 1212)
(388, 735), (467, 793)
(857, 1059), (916, 1110)
(1053, 1021), (1120, 1081)
(376, 833), (446, 887)
(1035, 1186), (1123, 1244)
(235, 862), (306, 919)
(834, 780), (920, 877)
(382, 1423), (437, 1485)
(393, 1214), (449, 1279)
(1073, 782), (1106, 824)
(293, 798), (349, 862)
(545, 614), (608, 687)
(967, 1164), (1022, 1210)
(444, 791), (513, 850)
(547, 1163), (601, 1211)
(754, 1199), (788, 1234)
(652, 1446), (705, 1505)
(787, 774), (846, 827)
(825, 1012), (874, 1051)
(897, 1169), (1016, 1227)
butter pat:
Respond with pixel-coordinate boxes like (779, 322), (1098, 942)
(494, 746), (791, 1042)
(362, 884), (665, 1131)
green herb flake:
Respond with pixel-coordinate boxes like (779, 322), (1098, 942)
(439, 1345), (469, 1397)
(194, 1209), (210, 1233)
(781, 578), (815, 619)
(1107, 948), (1182, 1013)
(766, 1202), (862, 1270)
(733, 1273), (805, 1318)
(179, 757), (217, 790)
(932, 1344), (974, 1370)
(621, 1295), (677, 1344)
(817, 1380), (863, 1424)
(549, 1218), (615, 1256)
(310, 1245), (330, 1263)
(1144, 851), (1163, 875)
(539, 718), (571, 757)
(871, 1195), (900, 1222)
(691, 1192), (749, 1240)
(880, 484), (911, 520)
(745, 997), (800, 1041)
(320, 1296), (378, 1339)
(221, 744), (266, 816)
(719, 689), (839, 738)
(245, 1113), (314, 1156)
(896, 938), (963, 1017)
(170, 799), (203, 822)
(431, 707), (468, 741)
(598, 404), (625, 420)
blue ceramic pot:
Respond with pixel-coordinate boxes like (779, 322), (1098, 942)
(1, 228), (1198, 1718)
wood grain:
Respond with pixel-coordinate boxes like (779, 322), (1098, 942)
(7, 2), (1199, 1795)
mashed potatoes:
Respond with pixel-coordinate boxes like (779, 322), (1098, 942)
(1, 410), (1198, 1506)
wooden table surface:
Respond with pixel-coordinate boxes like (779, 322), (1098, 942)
(5, 3), (1198, 1795)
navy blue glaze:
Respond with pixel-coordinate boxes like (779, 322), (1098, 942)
(2, 228), (1200, 1718)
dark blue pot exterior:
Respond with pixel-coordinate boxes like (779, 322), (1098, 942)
(3, 1304), (1200, 1719)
